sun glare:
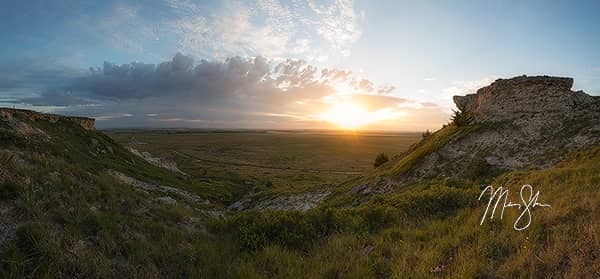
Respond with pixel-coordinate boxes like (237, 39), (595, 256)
(318, 102), (397, 129)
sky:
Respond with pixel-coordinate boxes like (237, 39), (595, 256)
(1, 0), (599, 131)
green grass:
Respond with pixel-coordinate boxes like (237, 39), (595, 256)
(1, 115), (599, 278)
(383, 123), (483, 176)
(0, 149), (208, 278)
(202, 146), (600, 278)
(107, 130), (421, 199)
(5, 118), (235, 202)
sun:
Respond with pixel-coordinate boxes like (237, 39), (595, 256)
(318, 102), (396, 129)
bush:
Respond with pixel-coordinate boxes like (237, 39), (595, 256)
(215, 207), (402, 252)
(222, 210), (334, 251)
(358, 205), (399, 232)
(464, 151), (503, 182)
(372, 186), (478, 220)
(373, 153), (389, 168)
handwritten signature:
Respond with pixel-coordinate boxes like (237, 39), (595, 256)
(478, 185), (551, 231)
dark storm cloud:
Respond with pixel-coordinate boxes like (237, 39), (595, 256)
(12, 53), (400, 110)
(77, 53), (270, 100)
(79, 53), (397, 104)
(4, 53), (413, 128)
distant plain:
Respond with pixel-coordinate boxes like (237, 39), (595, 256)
(106, 130), (422, 200)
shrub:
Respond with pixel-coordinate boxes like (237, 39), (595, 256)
(358, 205), (399, 232)
(373, 186), (478, 220)
(216, 207), (403, 252)
(463, 150), (505, 183)
(223, 210), (329, 251)
(373, 153), (389, 168)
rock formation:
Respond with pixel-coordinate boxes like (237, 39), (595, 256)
(0, 108), (95, 130)
(379, 75), (600, 189)
(453, 75), (598, 123)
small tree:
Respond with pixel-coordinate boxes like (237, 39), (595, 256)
(450, 106), (473, 126)
(422, 129), (432, 139)
(374, 153), (389, 168)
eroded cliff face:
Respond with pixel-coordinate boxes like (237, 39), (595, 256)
(453, 76), (597, 123)
(376, 75), (600, 191)
(0, 108), (95, 130)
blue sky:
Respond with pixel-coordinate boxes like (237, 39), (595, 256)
(1, 0), (599, 130)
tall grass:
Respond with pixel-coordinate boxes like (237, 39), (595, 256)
(1, 115), (599, 277)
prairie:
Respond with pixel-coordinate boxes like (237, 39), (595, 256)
(1, 114), (599, 278)
(106, 130), (422, 201)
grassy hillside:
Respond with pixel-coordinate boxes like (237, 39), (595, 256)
(0, 114), (228, 277)
(194, 146), (600, 278)
(0, 117), (239, 202)
(1, 113), (599, 278)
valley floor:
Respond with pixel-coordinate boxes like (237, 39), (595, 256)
(106, 130), (421, 203)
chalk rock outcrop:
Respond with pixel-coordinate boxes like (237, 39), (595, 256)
(453, 75), (597, 122)
(375, 75), (600, 190)
(0, 108), (95, 130)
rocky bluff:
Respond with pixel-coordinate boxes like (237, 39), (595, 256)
(0, 108), (95, 130)
(377, 75), (600, 191)
(453, 75), (598, 123)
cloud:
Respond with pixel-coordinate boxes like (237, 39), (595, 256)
(307, 0), (362, 56)
(6, 53), (449, 130)
(60, 0), (363, 61)
(50, 53), (395, 106)
(63, 54), (274, 104)
(94, 113), (134, 121)
(0, 59), (84, 88)
(321, 68), (352, 81)
(21, 90), (97, 107)
(0, 58), (88, 105)
(71, 3), (157, 54)
(166, 0), (363, 60)
(420, 102), (440, 108)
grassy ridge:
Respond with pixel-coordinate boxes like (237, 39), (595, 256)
(202, 146), (600, 278)
(2, 117), (235, 201)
